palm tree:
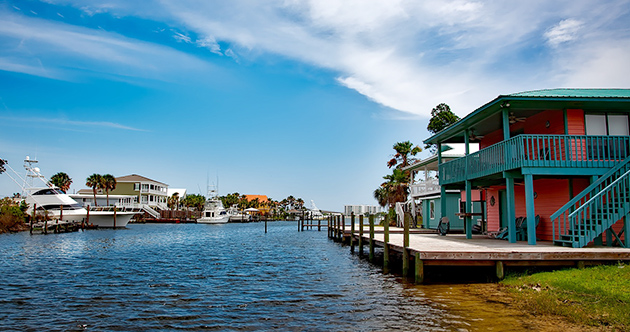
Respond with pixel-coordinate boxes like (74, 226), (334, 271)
(388, 141), (422, 169)
(50, 172), (72, 193)
(85, 174), (103, 207)
(168, 192), (180, 210)
(381, 168), (410, 208)
(101, 174), (117, 206)
(373, 186), (389, 208)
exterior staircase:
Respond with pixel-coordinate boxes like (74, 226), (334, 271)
(142, 204), (161, 219)
(551, 155), (630, 248)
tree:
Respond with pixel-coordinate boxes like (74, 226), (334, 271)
(0, 197), (28, 233)
(381, 168), (410, 208)
(86, 174), (103, 207)
(168, 192), (180, 210)
(50, 172), (72, 193)
(373, 186), (389, 208)
(182, 194), (205, 211)
(387, 141), (422, 169)
(427, 103), (460, 135)
(101, 174), (117, 206)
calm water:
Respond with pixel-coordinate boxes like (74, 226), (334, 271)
(0, 222), (524, 331)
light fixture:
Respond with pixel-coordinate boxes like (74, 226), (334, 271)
(500, 101), (511, 108)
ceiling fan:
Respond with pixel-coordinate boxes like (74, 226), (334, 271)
(509, 112), (527, 124)
(469, 129), (484, 141)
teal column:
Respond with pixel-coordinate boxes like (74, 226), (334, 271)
(465, 129), (472, 239)
(506, 175), (516, 243)
(524, 173), (536, 245)
(465, 180), (472, 239)
(624, 216), (630, 248)
(438, 143), (446, 218)
(502, 108), (511, 141)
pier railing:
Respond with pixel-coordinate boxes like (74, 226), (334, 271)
(440, 135), (630, 185)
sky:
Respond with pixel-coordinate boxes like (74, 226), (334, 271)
(1, 0), (630, 211)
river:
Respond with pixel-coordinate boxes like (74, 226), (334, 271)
(0, 221), (540, 331)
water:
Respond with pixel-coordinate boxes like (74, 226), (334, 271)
(0, 222), (528, 331)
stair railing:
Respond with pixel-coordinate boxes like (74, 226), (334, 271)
(551, 155), (630, 246)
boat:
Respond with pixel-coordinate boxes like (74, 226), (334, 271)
(307, 200), (325, 220)
(197, 183), (229, 224)
(227, 205), (252, 222)
(1, 156), (135, 228)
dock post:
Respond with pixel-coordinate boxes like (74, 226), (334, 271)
(327, 216), (331, 237)
(369, 214), (375, 262)
(30, 204), (36, 235)
(44, 219), (48, 235)
(350, 213), (355, 253)
(318, 218), (321, 231)
(415, 253), (424, 284)
(383, 215), (390, 273)
(265, 219), (267, 233)
(495, 261), (505, 280)
(402, 214), (410, 277)
(341, 215), (345, 241)
(113, 206), (117, 228)
(359, 215), (364, 256)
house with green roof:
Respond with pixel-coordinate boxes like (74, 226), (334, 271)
(424, 88), (630, 248)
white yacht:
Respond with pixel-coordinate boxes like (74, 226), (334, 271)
(197, 184), (229, 224)
(227, 205), (252, 222)
(1, 157), (135, 228)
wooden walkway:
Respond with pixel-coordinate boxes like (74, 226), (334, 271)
(324, 216), (630, 283)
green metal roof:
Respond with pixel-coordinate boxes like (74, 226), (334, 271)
(508, 88), (630, 98)
(424, 88), (630, 145)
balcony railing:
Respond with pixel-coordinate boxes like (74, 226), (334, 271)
(440, 135), (630, 185)
(409, 178), (441, 196)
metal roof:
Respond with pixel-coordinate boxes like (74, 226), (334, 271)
(424, 88), (630, 145)
(508, 88), (630, 98)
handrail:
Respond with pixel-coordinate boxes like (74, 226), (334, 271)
(568, 168), (630, 218)
(550, 155), (630, 220)
(440, 135), (630, 185)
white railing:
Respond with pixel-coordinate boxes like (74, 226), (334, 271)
(409, 178), (441, 196)
(140, 188), (168, 195)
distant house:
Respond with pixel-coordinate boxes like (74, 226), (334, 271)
(423, 89), (630, 247)
(244, 194), (269, 214)
(111, 174), (169, 210)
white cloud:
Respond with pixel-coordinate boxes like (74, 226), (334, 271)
(0, 10), (212, 82)
(7, 0), (630, 117)
(196, 36), (222, 54)
(544, 19), (583, 47)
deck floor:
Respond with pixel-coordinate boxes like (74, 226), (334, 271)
(342, 226), (630, 266)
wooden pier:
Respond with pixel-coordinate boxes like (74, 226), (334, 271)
(326, 215), (630, 283)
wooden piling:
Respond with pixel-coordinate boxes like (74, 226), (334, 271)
(327, 216), (331, 237)
(359, 215), (364, 256)
(30, 204), (36, 235)
(113, 206), (117, 228)
(341, 215), (345, 240)
(496, 261), (505, 280)
(383, 215), (390, 273)
(265, 218), (268, 233)
(369, 214), (375, 262)
(317, 218), (321, 231)
(415, 253), (424, 284)
(402, 214), (410, 277)
(350, 213), (355, 253)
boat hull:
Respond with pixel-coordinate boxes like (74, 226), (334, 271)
(86, 211), (135, 228)
(197, 216), (230, 224)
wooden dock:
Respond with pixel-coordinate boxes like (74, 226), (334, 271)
(324, 215), (630, 283)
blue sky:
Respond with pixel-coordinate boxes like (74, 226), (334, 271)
(1, 0), (630, 211)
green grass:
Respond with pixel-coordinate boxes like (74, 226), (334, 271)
(501, 264), (630, 330)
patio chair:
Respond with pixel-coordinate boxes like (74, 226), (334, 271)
(437, 217), (449, 236)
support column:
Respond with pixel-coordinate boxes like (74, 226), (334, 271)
(369, 215), (375, 262)
(465, 180), (472, 239)
(383, 216), (390, 273)
(438, 143), (446, 220)
(524, 173), (537, 245)
(350, 213), (355, 252)
(359, 215), (364, 256)
(415, 253), (424, 284)
(402, 215), (410, 277)
(625, 216), (630, 248)
(505, 175), (516, 243)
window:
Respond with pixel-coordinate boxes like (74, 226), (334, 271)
(134, 183), (140, 191)
(429, 201), (435, 219)
(585, 113), (629, 136)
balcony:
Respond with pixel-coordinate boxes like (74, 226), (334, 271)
(409, 178), (441, 197)
(440, 135), (630, 185)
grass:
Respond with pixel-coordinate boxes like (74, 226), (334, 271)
(501, 263), (630, 330)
